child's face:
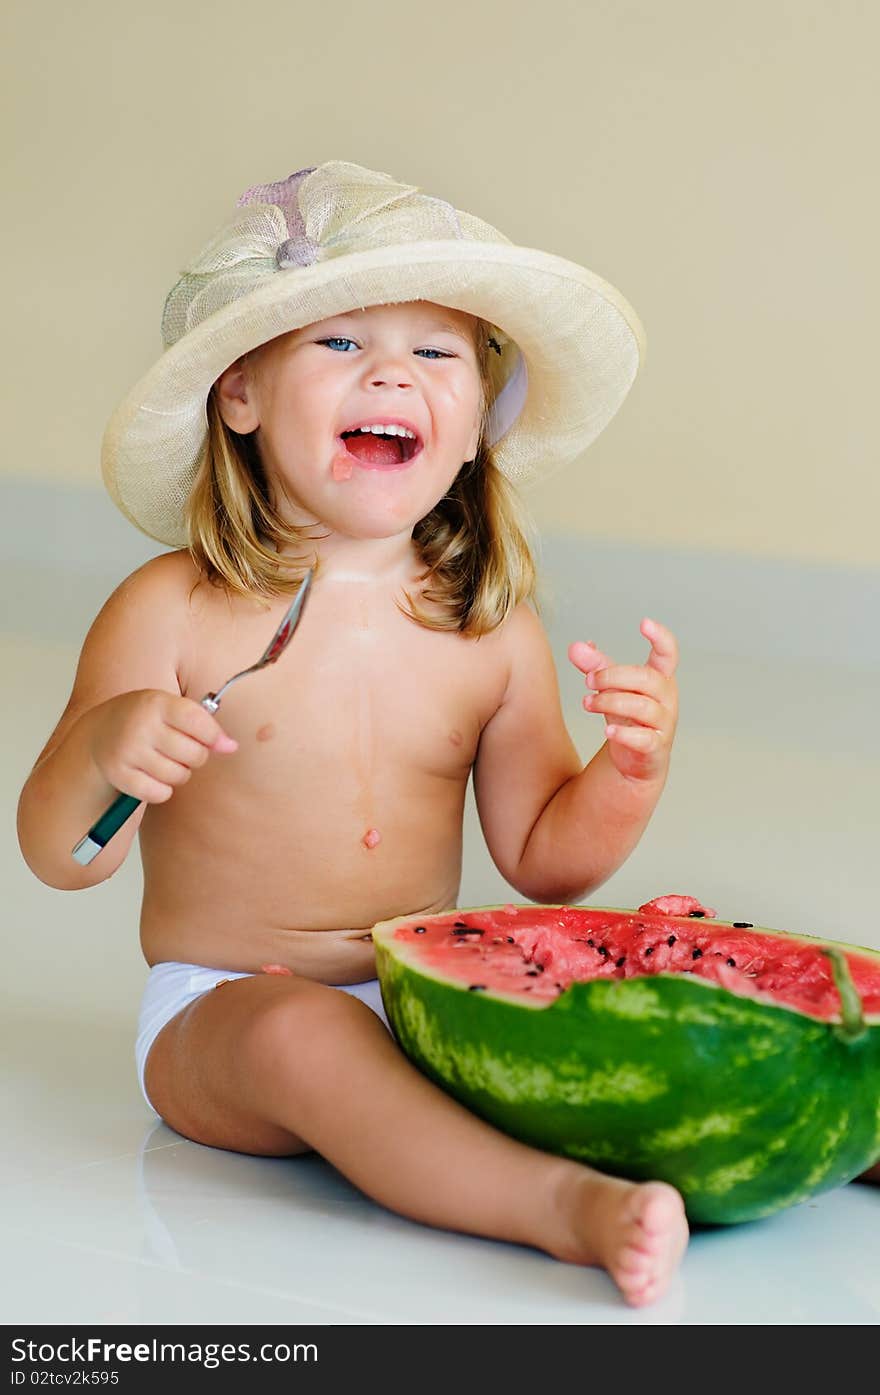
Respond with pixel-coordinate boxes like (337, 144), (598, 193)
(215, 300), (483, 543)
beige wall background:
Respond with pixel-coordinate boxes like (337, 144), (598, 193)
(4, 0), (877, 568)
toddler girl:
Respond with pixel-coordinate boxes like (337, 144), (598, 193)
(17, 161), (687, 1305)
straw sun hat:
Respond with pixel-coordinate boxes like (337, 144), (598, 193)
(102, 160), (647, 548)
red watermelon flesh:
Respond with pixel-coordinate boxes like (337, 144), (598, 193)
(399, 897), (880, 1021)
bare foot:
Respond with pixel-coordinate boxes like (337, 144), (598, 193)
(602, 1180), (689, 1306)
(555, 1169), (689, 1306)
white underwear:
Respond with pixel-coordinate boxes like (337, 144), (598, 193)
(135, 960), (391, 1115)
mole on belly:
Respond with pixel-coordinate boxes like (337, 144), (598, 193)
(256, 723), (275, 742)
(362, 827), (382, 850)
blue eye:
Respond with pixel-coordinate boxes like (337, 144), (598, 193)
(317, 337), (452, 359)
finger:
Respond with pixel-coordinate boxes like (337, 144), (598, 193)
(121, 764), (178, 804)
(156, 729), (215, 769)
(591, 664), (669, 698)
(139, 751), (195, 788)
(166, 702), (238, 752)
(605, 723), (661, 750)
(640, 617), (679, 678)
(568, 640), (615, 680)
(584, 691), (664, 729)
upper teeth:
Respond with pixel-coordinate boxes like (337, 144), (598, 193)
(345, 424), (416, 439)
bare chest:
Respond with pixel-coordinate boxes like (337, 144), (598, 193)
(180, 581), (505, 783)
(138, 574), (509, 962)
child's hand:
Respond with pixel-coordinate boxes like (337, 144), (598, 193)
(568, 618), (679, 784)
(89, 690), (238, 804)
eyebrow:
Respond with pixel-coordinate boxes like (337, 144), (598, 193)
(432, 321), (473, 342)
(317, 314), (474, 344)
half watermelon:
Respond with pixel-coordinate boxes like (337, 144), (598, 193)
(371, 897), (880, 1224)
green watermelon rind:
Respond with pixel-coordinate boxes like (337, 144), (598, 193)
(371, 904), (880, 1225)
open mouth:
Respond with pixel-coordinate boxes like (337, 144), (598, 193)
(337, 428), (424, 469)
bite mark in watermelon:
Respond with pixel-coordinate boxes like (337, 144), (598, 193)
(371, 897), (880, 1224)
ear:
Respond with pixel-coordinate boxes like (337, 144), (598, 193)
(214, 356), (260, 433)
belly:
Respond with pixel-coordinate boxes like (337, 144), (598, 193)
(138, 761), (467, 979)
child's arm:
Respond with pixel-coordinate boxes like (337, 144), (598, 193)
(16, 553), (235, 892)
(473, 604), (679, 903)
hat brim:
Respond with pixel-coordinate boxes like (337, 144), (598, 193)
(102, 240), (646, 547)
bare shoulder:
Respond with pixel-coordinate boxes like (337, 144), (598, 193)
(501, 598), (548, 644)
(87, 549), (201, 668)
(35, 549), (201, 765)
(493, 599), (555, 698)
(471, 598), (557, 734)
(113, 547), (202, 606)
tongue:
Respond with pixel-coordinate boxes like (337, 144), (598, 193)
(343, 434), (405, 466)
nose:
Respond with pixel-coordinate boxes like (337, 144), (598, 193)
(364, 346), (414, 390)
(369, 371), (412, 390)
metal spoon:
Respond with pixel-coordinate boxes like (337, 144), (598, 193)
(71, 568), (314, 866)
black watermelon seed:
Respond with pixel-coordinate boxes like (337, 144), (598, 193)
(598, 946), (609, 957)
(733, 922), (754, 929)
(616, 956), (626, 968)
(645, 946), (654, 956)
(727, 957), (737, 967)
(468, 984), (486, 991)
(692, 948), (703, 959)
(453, 927), (484, 936)
(667, 935), (676, 946)
(454, 920), (468, 927)
(507, 937), (515, 944)
(587, 938), (595, 947)
(688, 910), (706, 918)
(525, 969), (541, 977)
(414, 926), (427, 934)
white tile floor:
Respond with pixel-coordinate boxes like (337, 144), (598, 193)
(3, 556), (879, 1325)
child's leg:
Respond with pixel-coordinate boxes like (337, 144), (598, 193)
(144, 975), (687, 1306)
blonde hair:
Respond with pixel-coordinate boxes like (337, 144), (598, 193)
(185, 317), (540, 635)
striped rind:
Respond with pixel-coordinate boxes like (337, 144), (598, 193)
(372, 906), (880, 1224)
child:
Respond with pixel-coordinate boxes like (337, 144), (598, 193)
(17, 161), (688, 1306)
